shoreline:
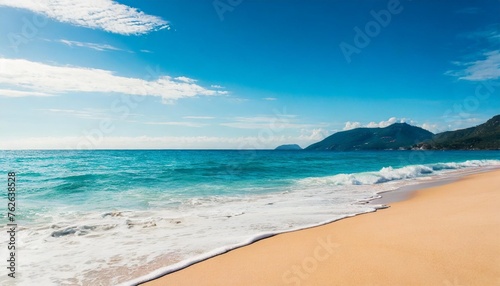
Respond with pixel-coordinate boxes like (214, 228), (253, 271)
(368, 165), (499, 205)
(137, 168), (500, 286)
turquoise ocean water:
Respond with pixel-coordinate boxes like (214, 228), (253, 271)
(0, 150), (499, 285)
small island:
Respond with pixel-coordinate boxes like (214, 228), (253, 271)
(274, 144), (303, 150)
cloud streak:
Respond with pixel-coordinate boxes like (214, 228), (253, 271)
(447, 28), (500, 81)
(0, 0), (169, 35)
(0, 135), (319, 149)
(183, 116), (215, 120)
(0, 89), (52, 97)
(144, 121), (208, 128)
(219, 116), (318, 130)
(0, 58), (225, 102)
(450, 50), (500, 81)
(57, 39), (124, 52)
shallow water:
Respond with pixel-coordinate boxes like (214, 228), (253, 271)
(0, 150), (498, 285)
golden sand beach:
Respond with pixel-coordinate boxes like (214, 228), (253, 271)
(141, 169), (500, 286)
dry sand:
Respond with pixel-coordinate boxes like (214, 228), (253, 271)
(141, 170), (500, 286)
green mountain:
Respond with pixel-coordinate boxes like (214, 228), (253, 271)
(274, 144), (303, 150)
(416, 115), (500, 150)
(305, 123), (434, 151)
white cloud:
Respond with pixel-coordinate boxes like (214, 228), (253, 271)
(366, 117), (401, 128)
(0, 89), (52, 97)
(343, 121), (362, 130)
(225, 97), (248, 103)
(144, 121), (207, 128)
(205, 84), (229, 95)
(0, 135), (320, 149)
(340, 117), (483, 134)
(220, 116), (316, 130)
(299, 128), (329, 141)
(439, 116), (485, 132)
(57, 39), (124, 52)
(0, 58), (225, 102)
(461, 25), (500, 43)
(183, 116), (215, 120)
(0, 0), (169, 35)
(452, 50), (500, 81)
(420, 123), (441, 133)
(343, 117), (406, 130)
(175, 76), (196, 83)
(447, 27), (500, 81)
(263, 97), (277, 101)
(36, 108), (119, 120)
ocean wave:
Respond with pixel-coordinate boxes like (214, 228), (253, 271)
(50, 223), (118, 237)
(298, 160), (500, 186)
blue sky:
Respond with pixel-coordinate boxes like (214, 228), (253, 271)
(0, 0), (499, 149)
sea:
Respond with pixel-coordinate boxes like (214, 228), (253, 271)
(0, 150), (499, 285)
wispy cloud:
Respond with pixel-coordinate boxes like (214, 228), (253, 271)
(224, 97), (248, 103)
(420, 123), (441, 133)
(440, 115), (485, 132)
(0, 89), (52, 97)
(0, 135), (321, 149)
(0, 0), (169, 35)
(299, 128), (330, 141)
(263, 97), (277, 101)
(447, 50), (500, 81)
(37, 108), (112, 120)
(175, 76), (196, 83)
(459, 24), (500, 43)
(57, 39), (124, 52)
(144, 121), (208, 128)
(447, 27), (500, 81)
(220, 116), (319, 130)
(183, 116), (215, 120)
(0, 58), (226, 103)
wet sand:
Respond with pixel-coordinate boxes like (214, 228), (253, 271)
(141, 169), (500, 286)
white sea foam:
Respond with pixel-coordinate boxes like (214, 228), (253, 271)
(298, 160), (500, 186)
(0, 160), (498, 286)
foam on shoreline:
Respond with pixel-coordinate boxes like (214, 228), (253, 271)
(125, 160), (500, 286)
(139, 169), (500, 286)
